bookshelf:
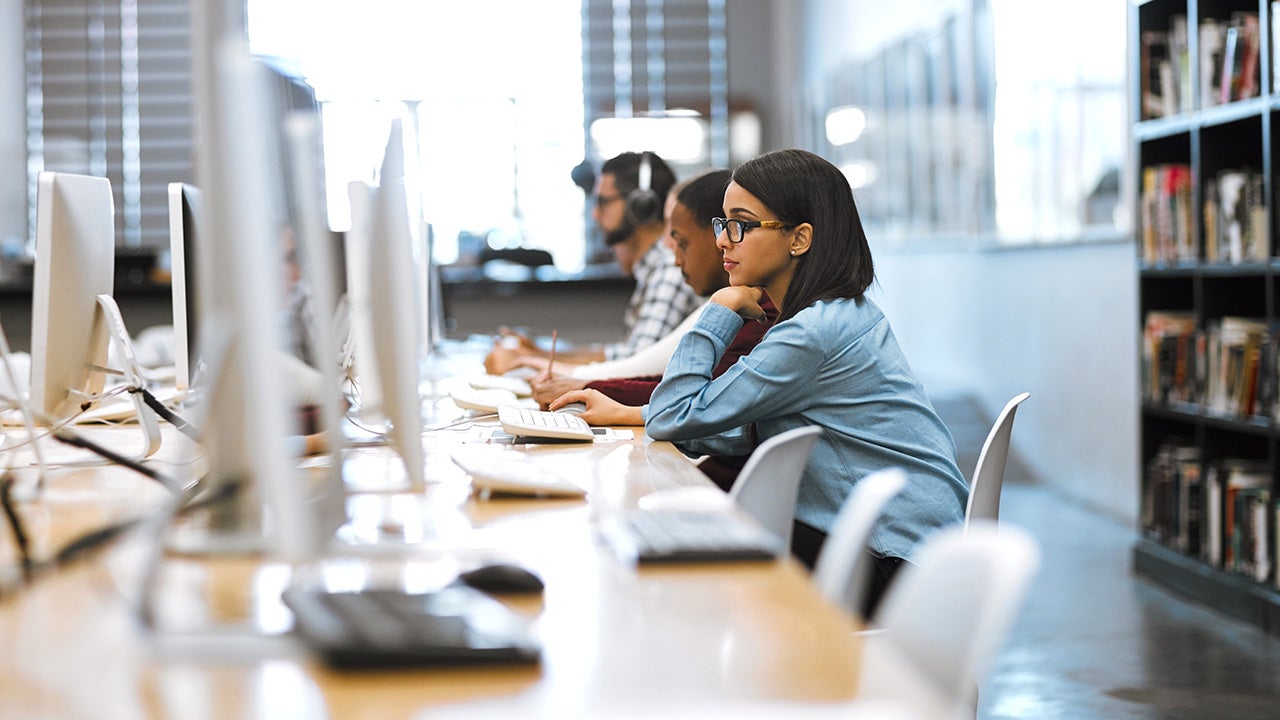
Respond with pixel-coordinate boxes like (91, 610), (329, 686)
(1133, 0), (1280, 636)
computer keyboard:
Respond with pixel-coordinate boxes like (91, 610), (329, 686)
(497, 405), (594, 441)
(598, 509), (785, 564)
(281, 584), (541, 670)
(468, 373), (533, 397)
(451, 448), (587, 497)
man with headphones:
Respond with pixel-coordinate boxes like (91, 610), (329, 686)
(590, 151), (700, 360)
(485, 150), (700, 374)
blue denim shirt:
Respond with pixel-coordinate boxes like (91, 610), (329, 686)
(644, 298), (968, 560)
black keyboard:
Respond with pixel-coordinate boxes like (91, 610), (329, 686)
(281, 585), (540, 670)
(599, 509), (785, 564)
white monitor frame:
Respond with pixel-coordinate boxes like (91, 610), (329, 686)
(30, 171), (115, 422)
(167, 182), (202, 392)
(364, 120), (425, 487)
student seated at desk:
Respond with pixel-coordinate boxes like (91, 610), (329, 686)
(564, 149), (968, 616)
(539, 170), (773, 488)
(485, 151), (700, 373)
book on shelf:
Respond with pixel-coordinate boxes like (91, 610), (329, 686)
(1140, 164), (1193, 264)
(1201, 12), (1261, 106)
(1143, 441), (1201, 551)
(1204, 169), (1268, 264)
(1200, 19), (1225, 109)
(1230, 485), (1271, 582)
(1203, 317), (1277, 419)
(1235, 12), (1260, 99)
(1140, 29), (1172, 119)
(1218, 459), (1269, 577)
(1142, 311), (1198, 405)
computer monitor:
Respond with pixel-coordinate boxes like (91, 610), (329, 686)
(167, 182), (201, 392)
(358, 120), (426, 487)
(30, 171), (115, 422)
(179, 38), (312, 559)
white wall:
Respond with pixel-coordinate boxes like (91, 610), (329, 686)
(871, 239), (1140, 523)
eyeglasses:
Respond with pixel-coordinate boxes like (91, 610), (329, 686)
(711, 217), (794, 244)
(594, 193), (625, 209)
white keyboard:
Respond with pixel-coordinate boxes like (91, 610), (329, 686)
(451, 449), (586, 497)
(497, 405), (594, 441)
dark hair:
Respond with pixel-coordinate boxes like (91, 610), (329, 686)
(600, 151), (677, 202)
(730, 149), (874, 322)
(676, 168), (732, 229)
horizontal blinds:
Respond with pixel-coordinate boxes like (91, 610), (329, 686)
(26, 0), (194, 250)
(581, 0), (727, 163)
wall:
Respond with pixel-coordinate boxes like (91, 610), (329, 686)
(870, 240), (1139, 522)
(782, 0), (1142, 523)
(0, 0), (25, 247)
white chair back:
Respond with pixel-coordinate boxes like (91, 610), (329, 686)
(871, 521), (1040, 706)
(811, 468), (907, 617)
(965, 392), (1030, 526)
(729, 425), (823, 545)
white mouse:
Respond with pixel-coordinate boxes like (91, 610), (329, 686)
(554, 401), (588, 414)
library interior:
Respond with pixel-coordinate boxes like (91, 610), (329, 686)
(2, 0), (1280, 718)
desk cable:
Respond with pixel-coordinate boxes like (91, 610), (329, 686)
(128, 385), (201, 442)
(0, 426), (208, 602)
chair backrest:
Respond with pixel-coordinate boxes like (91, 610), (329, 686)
(728, 425), (823, 546)
(965, 392), (1030, 527)
(871, 521), (1040, 705)
(810, 468), (907, 617)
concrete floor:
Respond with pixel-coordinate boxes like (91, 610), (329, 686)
(933, 395), (1280, 720)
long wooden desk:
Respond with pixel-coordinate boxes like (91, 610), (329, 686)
(0, 377), (945, 719)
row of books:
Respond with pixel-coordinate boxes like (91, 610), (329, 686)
(1140, 163), (1193, 264)
(1204, 169), (1269, 264)
(1142, 313), (1280, 421)
(1140, 164), (1270, 264)
(1143, 444), (1275, 586)
(1139, 12), (1260, 120)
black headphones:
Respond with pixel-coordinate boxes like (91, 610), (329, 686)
(624, 152), (663, 226)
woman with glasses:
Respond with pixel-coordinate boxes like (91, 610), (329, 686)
(642, 148), (967, 618)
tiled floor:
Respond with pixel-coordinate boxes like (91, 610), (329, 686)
(932, 396), (1280, 720)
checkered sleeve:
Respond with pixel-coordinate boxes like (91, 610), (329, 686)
(605, 252), (700, 360)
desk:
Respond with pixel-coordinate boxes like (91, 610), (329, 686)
(0, 384), (944, 718)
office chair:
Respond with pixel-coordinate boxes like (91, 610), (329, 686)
(860, 521), (1040, 717)
(810, 468), (907, 619)
(729, 425), (822, 546)
(965, 392), (1030, 528)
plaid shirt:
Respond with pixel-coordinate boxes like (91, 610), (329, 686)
(605, 242), (700, 360)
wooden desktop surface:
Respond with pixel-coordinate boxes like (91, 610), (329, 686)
(0, 377), (930, 719)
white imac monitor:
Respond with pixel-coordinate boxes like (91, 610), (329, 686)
(180, 39), (310, 559)
(167, 182), (201, 392)
(30, 171), (115, 422)
(359, 120), (425, 487)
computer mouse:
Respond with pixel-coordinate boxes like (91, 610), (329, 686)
(554, 401), (588, 414)
(458, 563), (545, 594)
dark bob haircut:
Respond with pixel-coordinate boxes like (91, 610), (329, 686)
(729, 149), (874, 322)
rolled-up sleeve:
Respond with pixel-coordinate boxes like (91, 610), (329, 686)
(644, 303), (825, 456)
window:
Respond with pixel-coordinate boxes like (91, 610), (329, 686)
(249, 0), (587, 269)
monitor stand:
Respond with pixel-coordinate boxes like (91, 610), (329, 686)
(95, 294), (162, 459)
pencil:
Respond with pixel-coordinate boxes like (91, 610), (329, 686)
(546, 329), (558, 378)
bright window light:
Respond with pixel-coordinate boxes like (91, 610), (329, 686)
(248, 0), (587, 269)
(825, 105), (867, 146)
(590, 116), (709, 163)
(840, 160), (878, 189)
